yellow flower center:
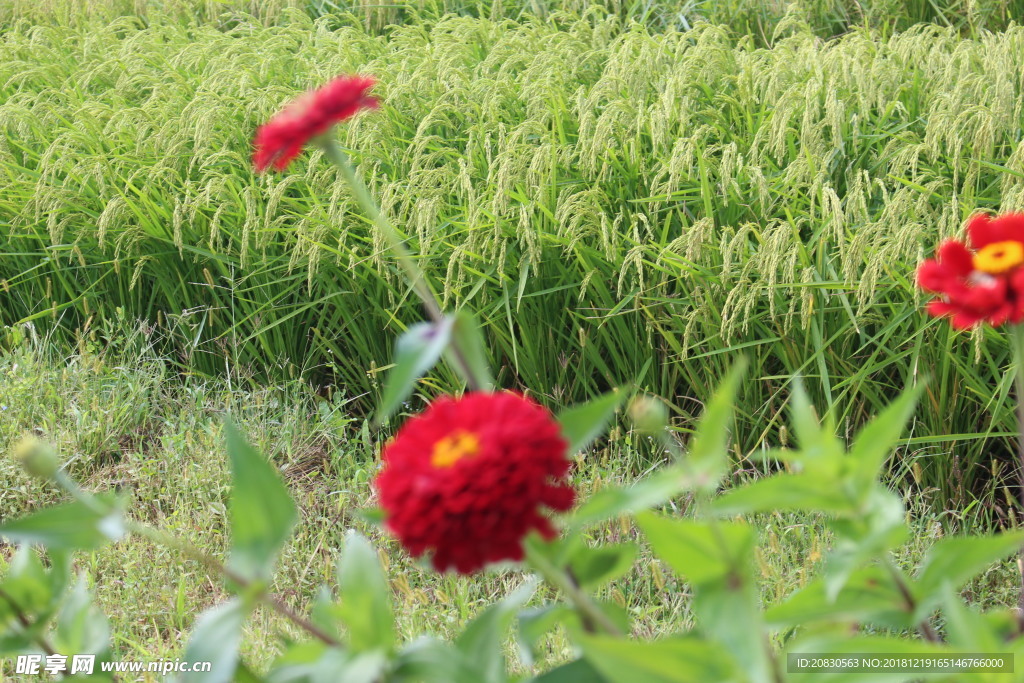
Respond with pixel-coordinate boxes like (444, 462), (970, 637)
(973, 240), (1024, 275)
(430, 430), (480, 468)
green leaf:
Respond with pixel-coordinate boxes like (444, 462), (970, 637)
(224, 420), (297, 582)
(529, 659), (609, 683)
(637, 513), (754, 586)
(847, 384), (922, 492)
(182, 598), (248, 683)
(309, 585), (342, 641)
(264, 641), (336, 682)
(1, 546), (54, 618)
(915, 531), (1024, 616)
(568, 543), (638, 590)
(712, 473), (856, 516)
(517, 604), (573, 668)
(53, 576), (110, 655)
(822, 488), (907, 600)
(557, 390), (624, 456)
(940, 583), (1002, 652)
(266, 642), (387, 683)
(330, 651), (388, 683)
(446, 310), (494, 390)
(691, 574), (770, 681)
(0, 501), (124, 551)
(638, 511), (772, 679)
(394, 637), (478, 683)
(336, 532), (395, 653)
(684, 358), (746, 490)
(788, 378), (844, 468)
(455, 578), (537, 683)
(766, 565), (912, 630)
(570, 464), (696, 529)
(356, 507), (386, 526)
(579, 635), (740, 683)
(377, 317), (454, 423)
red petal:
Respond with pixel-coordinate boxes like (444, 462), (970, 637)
(951, 310), (985, 329)
(967, 213), (998, 248)
(917, 260), (951, 292)
(991, 213), (1024, 244)
(935, 240), (974, 276)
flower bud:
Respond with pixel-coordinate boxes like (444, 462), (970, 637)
(13, 435), (59, 479)
(629, 395), (669, 435)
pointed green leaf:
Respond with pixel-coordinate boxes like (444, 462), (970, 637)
(456, 579), (537, 683)
(766, 565), (912, 630)
(568, 543), (638, 590)
(940, 583), (1002, 652)
(684, 359), (746, 490)
(0, 547), (55, 627)
(788, 378), (844, 467)
(447, 310), (493, 390)
(579, 635), (740, 683)
(712, 473), (856, 516)
(394, 637), (477, 683)
(182, 598), (248, 683)
(557, 390), (624, 456)
(915, 531), (1024, 616)
(637, 513), (754, 586)
(377, 317), (454, 423)
(53, 576), (110, 655)
(529, 659), (608, 683)
(570, 464), (697, 529)
(224, 421), (297, 582)
(0, 501), (124, 551)
(848, 384), (923, 491)
(336, 532), (394, 653)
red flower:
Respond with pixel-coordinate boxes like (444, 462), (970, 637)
(918, 213), (1024, 329)
(374, 392), (575, 574)
(252, 75), (377, 172)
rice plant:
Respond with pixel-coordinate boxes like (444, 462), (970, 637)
(3, 0), (1024, 38)
(3, 10), (1024, 510)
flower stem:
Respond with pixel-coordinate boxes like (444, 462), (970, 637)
(0, 587), (58, 656)
(316, 137), (483, 393)
(50, 472), (342, 648)
(884, 556), (940, 642)
(130, 523), (341, 647)
(1009, 324), (1024, 613)
(524, 540), (625, 637)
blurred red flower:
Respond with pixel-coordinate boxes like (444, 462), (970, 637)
(252, 75), (377, 172)
(374, 392), (575, 574)
(918, 213), (1024, 329)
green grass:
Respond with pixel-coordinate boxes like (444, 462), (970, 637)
(0, 335), (1017, 679)
(4, 9), (1024, 509)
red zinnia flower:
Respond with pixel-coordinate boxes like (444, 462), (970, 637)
(252, 75), (377, 172)
(918, 213), (1024, 329)
(374, 392), (576, 574)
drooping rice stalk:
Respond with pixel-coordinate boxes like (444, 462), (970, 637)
(3, 11), (1024, 511)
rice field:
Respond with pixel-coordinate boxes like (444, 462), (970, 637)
(3, 3), (1024, 511)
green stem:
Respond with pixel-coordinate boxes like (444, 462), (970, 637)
(524, 541), (626, 637)
(660, 431), (783, 677)
(317, 138), (485, 394)
(0, 588), (57, 656)
(50, 473), (341, 648)
(885, 556), (940, 642)
(129, 523), (342, 647)
(1009, 325), (1024, 614)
